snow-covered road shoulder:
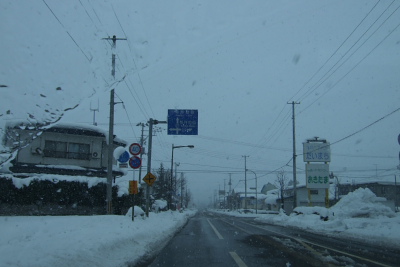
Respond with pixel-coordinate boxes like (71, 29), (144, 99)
(0, 209), (197, 267)
(214, 188), (400, 249)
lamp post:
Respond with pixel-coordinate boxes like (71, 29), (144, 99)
(247, 169), (258, 214)
(170, 144), (194, 210)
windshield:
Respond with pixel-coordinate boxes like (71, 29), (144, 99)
(1, 1), (399, 266)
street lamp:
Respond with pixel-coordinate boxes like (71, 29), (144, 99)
(247, 169), (258, 214)
(170, 144), (194, 210)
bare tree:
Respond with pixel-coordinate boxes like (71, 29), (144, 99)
(274, 169), (289, 209)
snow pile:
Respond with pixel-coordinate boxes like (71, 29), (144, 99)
(217, 188), (400, 248)
(330, 188), (395, 218)
(152, 199), (168, 212)
(0, 209), (197, 267)
(125, 206), (145, 217)
(293, 206), (330, 218)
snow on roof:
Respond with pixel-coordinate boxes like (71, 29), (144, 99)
(5, 121), (127, 146)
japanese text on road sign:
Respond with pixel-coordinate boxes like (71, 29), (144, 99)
(167, 109), (198, 135)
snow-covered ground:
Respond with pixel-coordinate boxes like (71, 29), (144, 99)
(1, 188), (398, 267)
(0, 209), (196, 267)
(214, 188), (400, 249)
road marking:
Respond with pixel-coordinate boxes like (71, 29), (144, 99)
(229, 252), (248, 267)
(207, 219), (224, 239)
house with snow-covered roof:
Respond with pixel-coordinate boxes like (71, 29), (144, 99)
(2, 121), (127, 177)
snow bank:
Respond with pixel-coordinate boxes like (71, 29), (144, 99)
(331, 188), (395, 218)
(0, 209), (197, 267)
(217, 188), (400, 248)
(152, 199), (168, 211)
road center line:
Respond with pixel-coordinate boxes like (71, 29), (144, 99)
(229, 252), (248, 267)
(206, 219), (224, 239)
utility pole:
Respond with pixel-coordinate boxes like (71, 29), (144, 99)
(229, 174), (232, 210)
(102, 35), (127, 79)
(145, 119), (154, 217)
(137, 122), (147, 189)
(102, 35), (127, 215)
(224, 179), (226, 209)
(145, 119), (167, 217)
(106, 89), (115, 214)
(288, 101), (300, 209)
(242, 155), (249, 209)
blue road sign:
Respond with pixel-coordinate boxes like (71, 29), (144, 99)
(118, 151), (130, 163)
(168, 109), (198, 135)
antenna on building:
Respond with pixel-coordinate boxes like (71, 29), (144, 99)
(90, 99), (99, 126)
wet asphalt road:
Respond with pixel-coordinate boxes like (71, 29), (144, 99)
(135, 211), (399, 267)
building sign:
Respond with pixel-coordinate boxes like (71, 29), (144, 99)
(306, 164), (330, 189)
(167, 109), (198, 135)
(303, 142), (331, 162)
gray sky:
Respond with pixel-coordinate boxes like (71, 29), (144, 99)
(1, 0), (399, 206)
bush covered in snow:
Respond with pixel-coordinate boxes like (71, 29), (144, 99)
(152, 199), (168, 212)
(125, 206), (145, 218)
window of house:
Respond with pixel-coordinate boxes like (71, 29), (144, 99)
(44, 140), (67, 158)
(44, 140), (90, 160)
(68, 143), (90, 160)
(381, 186), (386, 194)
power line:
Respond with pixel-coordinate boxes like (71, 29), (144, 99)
(111, 4), (155, 119)
(42, 0), (91, 63)
(300, 18), (400, 115)
(298, 2), (400, 114)
(289, 0), (382, 102)
(331, 107), (400, 146)
(298, 0), (392, 102)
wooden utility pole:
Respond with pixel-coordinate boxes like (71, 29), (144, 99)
(102, 35), (127, 214)
(288, 101), (300, 210)
(106, 89), (115, 214)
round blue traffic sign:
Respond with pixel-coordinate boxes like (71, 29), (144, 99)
(129, 156), (142, 169)
(117, 151), (130, 163)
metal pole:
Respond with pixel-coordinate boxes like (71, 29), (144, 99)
(224, 179), (226, 209)
(170, 145), (174, 210)
(180, 172), (184, 209)
(106, 89), (114, 214)
(175, 162), (178, 209)
(145, 118), (154, 217)
(242, 155), (249, 209)
(132, 170), (135, 222)
(255, 172), (258, 214)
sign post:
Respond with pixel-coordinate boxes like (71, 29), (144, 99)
(303, 137), (331, 208)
